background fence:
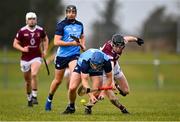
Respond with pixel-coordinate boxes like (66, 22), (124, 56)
(1, 48), (180, 90)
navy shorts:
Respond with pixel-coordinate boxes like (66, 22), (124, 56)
(55, 54), (80, 70)
(74, 64), (103, 76)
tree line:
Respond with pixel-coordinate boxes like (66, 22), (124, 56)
(0, 0), (178, 52)
(0, 0), (63, 47)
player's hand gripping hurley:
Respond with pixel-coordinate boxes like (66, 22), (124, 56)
(41, 41), (50, 75)
(77, 85), (114, 96)
(70, 35), (85, 51)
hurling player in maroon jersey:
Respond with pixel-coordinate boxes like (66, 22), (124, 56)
(13, 12), (49, 107)
(100, 34), (144, 97)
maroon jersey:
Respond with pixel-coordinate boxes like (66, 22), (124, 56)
(15, 25), (46, 61)
(101, 40), (123, 64)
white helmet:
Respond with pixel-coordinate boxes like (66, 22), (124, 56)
(26, 12), (37, 20)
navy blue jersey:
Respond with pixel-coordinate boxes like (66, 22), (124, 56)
(77, 49), (112, 74)
(55, 18), (84, 57)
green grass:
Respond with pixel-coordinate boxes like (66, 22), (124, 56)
(0, 50), (180, 120)
(0, 83), (180, 121)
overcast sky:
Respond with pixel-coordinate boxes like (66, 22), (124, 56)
(63, 0), (179, 37)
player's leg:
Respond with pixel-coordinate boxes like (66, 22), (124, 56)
(23, 71), (33, 107)
(105, 90), (129, 114)
(49, 69), (65, 95)
(68, 60), (79, 102)
(115, 73), (130, 96)
(20, 60), (33, 107)
(45, 69), (65, 110)
(114, 63), (130, 96)
(45, 56), (67, 111)
(62, 72), (81, 114)
(62, 60), (81, 114)
(30, 58), (42, 104)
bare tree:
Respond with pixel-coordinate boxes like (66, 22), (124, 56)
(0, 0), (64, 48)
(90, 0), (121, 48)
(141, 6), (177, 51)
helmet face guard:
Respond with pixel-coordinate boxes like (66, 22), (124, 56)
(89, 52), (104, 71)
(90, 61), (104, 71)
(112, 43), (125, 49)
(112, 34), (125, 48)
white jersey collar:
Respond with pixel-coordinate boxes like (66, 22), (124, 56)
(25, 25), (37, 32)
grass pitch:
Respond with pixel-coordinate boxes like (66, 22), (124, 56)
(0, 51), (180, 121)
(0, 83), (180, 121)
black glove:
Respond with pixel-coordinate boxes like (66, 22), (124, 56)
(136, 38), (144, 46)
(86, 88), (91, 93)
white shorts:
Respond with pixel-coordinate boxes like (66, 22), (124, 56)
(64, 68), (70, 77)
(20, 57), (42, 72)
(103, 61), (123, 83)
(113, 62), (123, 79)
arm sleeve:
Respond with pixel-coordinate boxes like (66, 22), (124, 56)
(15, 30), (23, 41)
(81, 23), (84, 35)
(103, 60), (112, 73)
(101, 41), (112, 54)
(41, 29), (46, 38)
(55, 23), (64, 36)
(80, 60), (89, 74)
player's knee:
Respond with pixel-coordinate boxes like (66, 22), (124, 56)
(24, 76), (31, 82)
(25, 81), (31, 86)
(69, 86), (77, 93)
(53, 79), (61, 86)
(31, 73), (37, 79)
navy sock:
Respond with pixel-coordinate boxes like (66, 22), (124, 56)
(48, 94), (54, 100)
(69, 103), (75, 108)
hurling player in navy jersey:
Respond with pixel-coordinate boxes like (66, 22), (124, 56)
(45, 5), (86, 111)
(62, 48), (129, 114)
(13, 12), (49, 107)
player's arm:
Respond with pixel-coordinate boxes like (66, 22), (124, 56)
(124, 36), (137, 42)
(104, 71), (113, 87)
(13, 38), (29, 52)
(79, 34), (86, 50)
(81, 73), (94, 99)
(54, 35), (80, 46)
(80, 60), (97, 101)
(46, 53), (55, 65)
(103, 60), (113, 87)
(81, 72), (98, 103)
(41, 35), (49, 57)
(124, 36), (144, 46)
(98, 62), (113, 100)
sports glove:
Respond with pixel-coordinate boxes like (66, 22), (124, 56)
(86, 88), (91, 93)
(136, 38), (144, 46)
